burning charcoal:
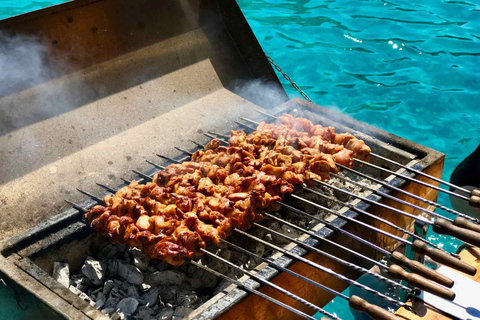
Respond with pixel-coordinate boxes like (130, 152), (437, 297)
(230, 251), (248, 266)
(81, 256), (106, 286)
(129, 248), (150, 272)
(118, 262), (144, 285)
(176, 290), (198, 307)
(140, 287), (159, 307)
(158, 286), (177, 303)
(52, 262), (70, 288)
(172, 306), (193, 320)
(156, 306), (174, 320)
(103, 280), (115, 296)
(96, 244), (119, 262)
(154, 260), (171, 272)
(116, 297), (139, 318)
(252, 243), (265, 257)
(146, 270), (184, 286)
(185, 264), (197, 276)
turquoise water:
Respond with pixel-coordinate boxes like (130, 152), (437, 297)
(0, 1), (479, 319)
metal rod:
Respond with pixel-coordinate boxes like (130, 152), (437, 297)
(189, 140), (205, 148)
(146, 159), (165, 170)
(292, 192), (412, 246)
(337, 163), (469, 224)
(204, 133), (229, 145)
(96, 183), (117, 194)
(332, 173), (453, 224)
(355, 158), (471, 202)
(279, 201), (391, 257)
(369, 153), (471, 195)
(157, 154), (181, 164)
(255, 216), (411, 292)
(189, 261), (321, 320)
(220, 238), (350, 300)
(175, 146), (193, 155)
(132, 169), (153, 181)
(234, 229), (413, 311)
(234, 120), (257, 132)
(208, 131), (229, 139)
(200, 248), (340, 319)
(312, 180), (434, 226)
(308, 182), (457, 258)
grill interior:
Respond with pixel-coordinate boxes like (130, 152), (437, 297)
(1, 98), (445, 320)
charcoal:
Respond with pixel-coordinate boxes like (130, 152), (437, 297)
(108, 260), (120, 277)
(118, 262), (144, 285)
(135, 306), (156, 320)
(139, 283), (152, 293)
(95, 298), (105, 309)
(176, 290), (198, 307)
(156, 307), (174, 320)
(116, 297), (139, 318)
(127, 285), (140, 298)
(213, 279), (231, 295)
(103, 280), (115, 296)
(130, 248), (150, 272)
(172, 306), (193, 320)
(97, 244), (119, 261)
(140, 287), (159, 307)
(158, 286), (177, 303)
(81, 256), (106, 286)
(182, 277), (203, 291)
(52, 262), (70, 288)
(146, 270), (184, 286)
(102, 307), (116, 316)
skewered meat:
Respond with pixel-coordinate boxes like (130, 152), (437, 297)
(84, 116), (371, 265)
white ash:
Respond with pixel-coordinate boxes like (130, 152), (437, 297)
(52, 262), (70, 288)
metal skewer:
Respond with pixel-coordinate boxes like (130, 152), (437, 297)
(200, 248), (340, 319)
(335, 163), (477, 228)
(303, 184), (477, 275)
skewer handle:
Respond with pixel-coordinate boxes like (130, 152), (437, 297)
(412, 239), (477, 276)
(390, 251), (454, 288)
(453, 217), (480, 233)
(470, 189), (480, 208)
(387, 265), (455, 301)
(349, 295), (399, 320)
(433, 218), (480, 250)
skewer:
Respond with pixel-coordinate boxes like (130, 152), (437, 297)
(200, 248), (341, 319)
(306, 182), (452, 257)
(65, 200), (328, 320)
(234, 228), (415, 310)
(279, 201), (456, 290)
(336, 163), (480, 232)
(302, 185), (477, 276)
(190, 261), (324, 320)
(254, 216), (454, 301)
(253, 109), (478, 200)
(73, 188), (413, 315)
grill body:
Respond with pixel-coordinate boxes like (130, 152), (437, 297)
(0, 1), (445, 320)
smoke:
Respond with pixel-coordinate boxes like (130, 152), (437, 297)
(233, 79), (289, 109)
(0, 32), (57, 97)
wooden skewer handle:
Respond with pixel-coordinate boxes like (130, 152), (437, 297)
(433, 218), (480, 250)
(470, 189), (480, 208)
(454, 217), (480, 233)
(349, 295), (399, 320)
(412, 239), (477, 276)
(390, 251), (454, 288)
(388, 265), (456, 301)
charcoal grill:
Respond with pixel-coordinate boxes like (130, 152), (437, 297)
(1, 1), (479, 320)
